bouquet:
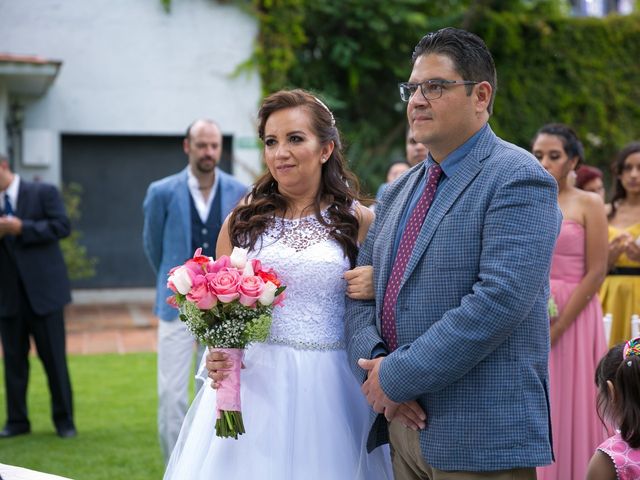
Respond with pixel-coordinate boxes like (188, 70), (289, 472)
(166, 247), (285, 439)
(547, 295), (558, 319)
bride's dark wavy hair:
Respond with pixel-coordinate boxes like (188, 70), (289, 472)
(229, 89), (363, 267)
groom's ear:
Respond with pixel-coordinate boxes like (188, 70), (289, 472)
(473, 81), (492, 115)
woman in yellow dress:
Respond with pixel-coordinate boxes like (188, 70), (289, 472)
(600, 142), (640, 345)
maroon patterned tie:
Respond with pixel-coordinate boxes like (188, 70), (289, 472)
(381, 164), (443, 352)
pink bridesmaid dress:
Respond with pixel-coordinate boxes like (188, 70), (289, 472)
(538, 220), (608, 480)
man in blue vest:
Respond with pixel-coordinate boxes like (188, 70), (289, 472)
(143, 119), (247, 461)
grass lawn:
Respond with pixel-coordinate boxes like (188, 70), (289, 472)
(0, 353), (166, 480)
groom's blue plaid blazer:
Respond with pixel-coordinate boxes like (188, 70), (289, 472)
(345, 125), (561, 472)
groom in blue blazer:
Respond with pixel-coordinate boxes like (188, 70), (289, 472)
(346, 28), (561, 479)
(143, 119), (246, 460)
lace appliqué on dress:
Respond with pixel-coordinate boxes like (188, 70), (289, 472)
(249, 211), (350, 351)
(264, 212), (333, 252)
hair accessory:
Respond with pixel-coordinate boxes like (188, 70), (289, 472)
(628, 361), (633, 367)
(623, 336), (640, 359)
(313, 96), (336, 127)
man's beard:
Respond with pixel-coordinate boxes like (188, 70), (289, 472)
(195, 156), (217, 173)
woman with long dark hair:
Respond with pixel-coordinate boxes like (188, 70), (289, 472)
(164, 89), (392, 479)
(532, 123), (608, 480)
(600, 142), (640, 346)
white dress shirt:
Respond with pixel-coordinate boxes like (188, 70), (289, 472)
(1, 174), (20, 215)
(187, 168), (219, 223)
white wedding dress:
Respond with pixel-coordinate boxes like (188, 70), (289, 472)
(164, 211), (392, 480)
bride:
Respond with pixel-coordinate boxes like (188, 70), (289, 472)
(164, 89), (393, 479)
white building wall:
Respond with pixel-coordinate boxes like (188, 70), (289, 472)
(0, 0), (262, 185)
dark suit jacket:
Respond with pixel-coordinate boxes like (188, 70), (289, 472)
(0, 180), (71, 317)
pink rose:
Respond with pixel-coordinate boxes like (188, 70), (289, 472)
(238, 275), (265, 307)
(209, 268), (241, 303)
(166, 295), (179, 308)
(186, 275), (217, 309)
(250, 258), (262, 273)
(207, 255), (231, 274)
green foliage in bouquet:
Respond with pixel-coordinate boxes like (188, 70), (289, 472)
(176, 296), (278, 348)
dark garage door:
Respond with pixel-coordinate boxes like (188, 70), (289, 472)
(61, 134), (233, 288)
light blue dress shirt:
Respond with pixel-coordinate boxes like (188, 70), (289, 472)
(392, 125), (487, 256)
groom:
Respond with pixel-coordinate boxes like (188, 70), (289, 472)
(346, 28), (561, 479)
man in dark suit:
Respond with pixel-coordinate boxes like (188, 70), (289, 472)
(0, 155), (76, 438)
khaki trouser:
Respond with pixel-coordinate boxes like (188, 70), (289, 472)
(388, 421), (537, 480)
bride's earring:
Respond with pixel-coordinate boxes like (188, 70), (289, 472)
(321, 156), (327, 164)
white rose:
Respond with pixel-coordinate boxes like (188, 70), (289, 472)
(169, 266), (192, 295)
(242, 261), (254, 277)
(258, 281), (278, 306)
(229, 247), (248, 269)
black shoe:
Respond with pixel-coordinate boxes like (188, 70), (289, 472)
(56, 426), (77, 438)
(0, 425), (31, 438)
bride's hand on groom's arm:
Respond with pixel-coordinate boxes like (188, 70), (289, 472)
(344, 265), (374, 300)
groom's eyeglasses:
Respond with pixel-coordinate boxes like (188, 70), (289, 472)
(399, 79), (479, 102)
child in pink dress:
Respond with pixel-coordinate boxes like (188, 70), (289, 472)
(586, 337), (640, 480)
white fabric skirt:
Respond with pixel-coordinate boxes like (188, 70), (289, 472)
(164, 342), (392, 480)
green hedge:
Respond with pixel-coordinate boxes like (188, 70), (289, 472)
(282, 7), (640, 192)
(478, 11), (640, 177)
(163, 1), (640, 192)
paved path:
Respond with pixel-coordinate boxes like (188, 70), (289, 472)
(65, 301), (158, 355)
(0, 289), (159, 357)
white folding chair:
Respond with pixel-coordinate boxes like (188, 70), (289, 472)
(603, 313), (613, 345)
(631, 314), (640, 339)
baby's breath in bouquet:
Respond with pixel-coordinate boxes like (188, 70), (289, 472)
(167, 247), (285, 439)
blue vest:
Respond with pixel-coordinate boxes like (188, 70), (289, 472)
(190, 183), (222, 258)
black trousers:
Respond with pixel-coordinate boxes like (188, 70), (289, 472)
(0, 282), (74, 431)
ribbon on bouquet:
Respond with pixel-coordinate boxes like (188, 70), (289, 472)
(215, 348), (243, 417)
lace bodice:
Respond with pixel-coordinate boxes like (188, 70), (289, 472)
(248, 212), (350, 350)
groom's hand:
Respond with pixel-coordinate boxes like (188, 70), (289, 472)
(358, 357), (397, 415)
(392, 401), (427, 431)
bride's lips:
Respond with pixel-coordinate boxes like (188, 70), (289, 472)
(276, 164), (295, 172)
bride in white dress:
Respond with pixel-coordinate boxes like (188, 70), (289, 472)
(164, 89), (392, 479)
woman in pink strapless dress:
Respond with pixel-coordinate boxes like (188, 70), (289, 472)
(532, 124), (609, 480)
